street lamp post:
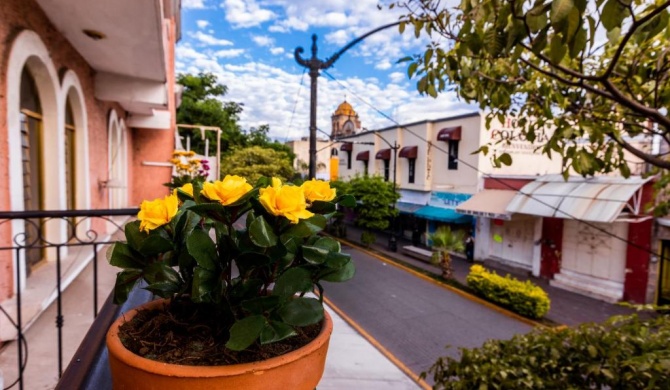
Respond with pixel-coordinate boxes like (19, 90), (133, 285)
(294, 22), (400, 179)
(374, 132), (400, 252)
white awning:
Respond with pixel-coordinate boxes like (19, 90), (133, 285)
(456, 190), (517, 220)
(506, 175), (651, 223)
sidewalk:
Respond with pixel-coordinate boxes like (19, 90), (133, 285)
(0, 250), (421, 389)
(342, 224), (637, 327)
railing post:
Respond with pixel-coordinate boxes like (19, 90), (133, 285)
(16, 247), (23, 390)
(56, 245), (64, 377)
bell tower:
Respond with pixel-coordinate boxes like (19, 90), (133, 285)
(331, 100), (361, 139)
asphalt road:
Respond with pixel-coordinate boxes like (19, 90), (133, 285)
(323, 242), (534, 380)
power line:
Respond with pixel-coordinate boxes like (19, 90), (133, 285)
(322, 70), (661, 259)
(284, 67), (307, 143)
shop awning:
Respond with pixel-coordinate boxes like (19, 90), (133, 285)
(437, 126), (462, 141)
(376, 148), (391, 160)
(399, 146), (418, 159)
(506, 174), (651, 223)
(356, 151), (370, 161)
(414, 205), (472, 224)
(340, 142), (353, 152)
(396, 202), (424, 214)
(456, 190), (517, 220)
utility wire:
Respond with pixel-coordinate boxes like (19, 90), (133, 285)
(284, 68), (307, 143)
(322, 70), (662, 259)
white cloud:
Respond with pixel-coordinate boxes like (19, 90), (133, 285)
(196, 20), (210, 29)
(221, 0), (275, 28)
(252, 35), (274, 47)
(189, 31), (234, 46)
(183, 0), (207, 9)
(214, 48), (245, 58)
(389, 72), (406, 83)
(375, 60), (392, 70)
(270, 47), (285, 55)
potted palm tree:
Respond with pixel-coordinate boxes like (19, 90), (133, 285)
(106, 176), (356, 389)
(429, 226), (465, 279)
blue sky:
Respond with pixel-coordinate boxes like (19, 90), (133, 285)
(177, 0), (476, 141)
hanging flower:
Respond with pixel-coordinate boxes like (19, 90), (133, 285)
(301, 179), (337, 203)
(138, 194), (179, 232)
(202, 175), (253, 205)
(259, 178), (314, 224)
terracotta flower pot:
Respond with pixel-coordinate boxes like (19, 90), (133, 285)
(106, 299), (333, 390)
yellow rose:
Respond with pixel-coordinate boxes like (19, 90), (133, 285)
(259, 178), (314, 224)
(301, 179), (336, 202)
(202, 175), (253, 205)
(174, 183), (194, 197)
(138, 194), (179, 232)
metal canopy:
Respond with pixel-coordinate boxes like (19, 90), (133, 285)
(414, 205), (472, 224)
(506, 175), (651, 223)
(375, 148), (391, 160)
(340, 142), (353, 151)
(356, 151), (370, 161)
(456, 190), (517, 220)
(437, 126), (462, 141)
(398, 146), (418, 159)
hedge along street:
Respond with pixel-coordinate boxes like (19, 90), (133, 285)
(321, 239), (534, 382)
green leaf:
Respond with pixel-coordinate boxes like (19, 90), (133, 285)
(308, 201), (336, 214)
(321, 260), (355, 282)
(302, 245), (329, 265)
(549, 35), (567, 63)
(314, 237), (341, 252)
(325, 252), (352, 269)
(138, 234), (174, 256)
(278, 297), (324, 326)
(191, 266), (218, 303)
(143, 261), (181, 285)
(107, 242), (145, 269)
(241, 295), (281, 314)
(249, 215), (278, 248)
(550, 0), (574, 25)
(186, 229), (218, 270)
(408, 62), (418, 79)
(124, 220), (146, 251)
(601, 0), (629, 31)
(260, 321), (298, 345)
(273, 267), (313, 298)
(226, 315), (266, 351)
(337, 194), (356, 208)
(498, 153), (513, 166)
(282, 215), (326, 238)
(144, 281), (181, 297)
(113, 269), (142, 304)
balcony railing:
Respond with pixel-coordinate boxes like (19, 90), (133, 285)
(0, 208), (138, 390)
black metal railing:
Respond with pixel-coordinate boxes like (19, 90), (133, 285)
(0, 208), (138, 390)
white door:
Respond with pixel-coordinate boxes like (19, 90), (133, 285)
(561, 220), (627, 282)
(489, 216), (534, 268)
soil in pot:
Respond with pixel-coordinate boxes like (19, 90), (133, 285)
(117, 299), (322, 366)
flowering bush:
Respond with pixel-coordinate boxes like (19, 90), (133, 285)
(165, 150), (210, 189)
(108, 176), (355, 352)
(466, 265), (550, 319)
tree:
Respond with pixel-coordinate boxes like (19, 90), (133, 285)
(393, 0), (670, 212)
(245, 124), (297, 165)
(220, 146), (295, 183)
(347, 175), (400, 246)
(429, 226), (464, 279)
(177, 72), (246, 155)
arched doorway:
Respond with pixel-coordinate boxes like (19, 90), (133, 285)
(108, 112), (128, 208)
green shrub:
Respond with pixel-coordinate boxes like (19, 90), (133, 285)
(466, 265), (550, 319)
(424, 313), (670, 389)
(361, 230), (376, 247)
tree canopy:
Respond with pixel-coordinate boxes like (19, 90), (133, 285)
(220, 146), (295, 183)
(393, 0), (670, 211)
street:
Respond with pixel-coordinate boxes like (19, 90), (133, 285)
(323, 242), (534, 381)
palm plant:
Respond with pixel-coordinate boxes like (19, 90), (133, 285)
(429, 226), (465, 279)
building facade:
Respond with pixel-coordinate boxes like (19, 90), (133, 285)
(0, 0), (181, 338)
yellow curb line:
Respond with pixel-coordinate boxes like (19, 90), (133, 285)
(323, 295), (432, 390)
(331, 234), (550, 330)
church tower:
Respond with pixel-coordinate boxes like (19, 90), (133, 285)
(331, 100), (361, 139)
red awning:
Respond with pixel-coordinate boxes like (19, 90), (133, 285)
(340, 142), (353, 151)
(375, 148), (391, 160)
(399, 146), (418, 159)
(437, 126), (462, 141)
(356, 151), (370, 161)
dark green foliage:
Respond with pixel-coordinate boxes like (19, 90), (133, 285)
(347, 175), (400, 242)
(220, 146), (295, 183)
(425, 313), (670, 389)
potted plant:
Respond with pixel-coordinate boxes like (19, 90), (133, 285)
(429, 226), (464, 279)
(106, 176), (356, 389)
(164, 149), (210, 190)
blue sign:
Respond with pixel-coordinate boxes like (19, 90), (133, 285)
(428, 192), (472, 209)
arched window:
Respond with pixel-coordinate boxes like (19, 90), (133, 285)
(20, 68), (43, 271)
(64, 100), (76, 211)
(108, 112), (128, 208)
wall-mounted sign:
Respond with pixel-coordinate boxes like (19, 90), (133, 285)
(428, 192), (472, 209)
